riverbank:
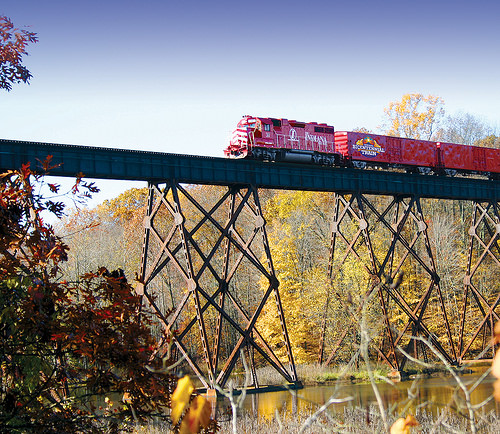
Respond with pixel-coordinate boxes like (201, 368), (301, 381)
(242, 361), (481, 388)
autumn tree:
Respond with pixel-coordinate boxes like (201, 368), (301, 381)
(57, 188), (149, 284)
(0, 16), (38, 91)
(257, 190), (333, 363)
(475, 134), (500, 149)
(436, 112), (493, 146)
(0, 162), (175, 432)
(383, 93), (444, 140)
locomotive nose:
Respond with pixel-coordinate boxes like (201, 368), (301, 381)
(224, 124), (250, 158)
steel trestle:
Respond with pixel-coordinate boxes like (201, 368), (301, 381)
(137, 182), (298, 389)
(319, 193), (457, 370)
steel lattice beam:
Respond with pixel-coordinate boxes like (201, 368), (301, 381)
(459, 201), (500, 361)
(319, 193), (457, 370)
(136, 182), (298, 389)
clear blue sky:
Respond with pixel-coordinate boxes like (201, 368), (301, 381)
(2, 0), (500, 206)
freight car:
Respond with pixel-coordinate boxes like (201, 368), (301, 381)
(224, 115), (500, 177)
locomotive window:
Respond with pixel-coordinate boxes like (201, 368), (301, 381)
(264, 124), (271, 131)
(325, 128), (334, 134)
(290, 122), (305, 128)
(271, 118), (282, 127)
(314, 127), (325, 133)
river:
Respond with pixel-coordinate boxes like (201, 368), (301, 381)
(223, 371), (499, 419)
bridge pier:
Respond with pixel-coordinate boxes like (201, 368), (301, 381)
(137, 181), (298, 390)
(459, 201), (500, 362)
(319, 193), (457, 370)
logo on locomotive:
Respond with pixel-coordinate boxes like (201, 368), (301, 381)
(353, 137), (385, 158)
(305, 132), (327, 146)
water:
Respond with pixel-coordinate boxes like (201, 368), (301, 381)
(224, 372), (499, 419)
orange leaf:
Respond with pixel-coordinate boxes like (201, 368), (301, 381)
(180, 395), (211, 433)
(494, 380), (500, 402)
(492, 352), (500, 379)
(494, 321), (500, 344)
(390, 415), (419, 434)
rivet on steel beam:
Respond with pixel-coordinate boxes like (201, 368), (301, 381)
(135, 282), (145, 296)
(187, 279), (197, 292)
(174, 212), (184, 226)
(359, 219), (368, 230)
(255, 215), (265, 228)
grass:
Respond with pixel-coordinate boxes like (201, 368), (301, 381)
(132, 357), (499, 433)
(216, 407), (500, 433)
(237, 363), (402, 387)
(137, 405), (500, 433)
(231, 361), (473, 389)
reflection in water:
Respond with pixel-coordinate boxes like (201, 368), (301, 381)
(220, 373), (499, 420)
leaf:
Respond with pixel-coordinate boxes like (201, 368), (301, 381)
(390, 415), (419, 434)
(179, 395), (211, 433)
(492, 352), (500, 379)
(494, 320), (500, 344)
(47, 183), (60, 193)
(494, 379), (500, 402)
(171, 375), (194, 425)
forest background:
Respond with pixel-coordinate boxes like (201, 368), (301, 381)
(56, 93), (500, 370)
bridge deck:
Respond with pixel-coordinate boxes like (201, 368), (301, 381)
(1, 138), (499, 201)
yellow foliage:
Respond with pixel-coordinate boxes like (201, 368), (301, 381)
(171, 375), (194, 425)
(384, 93), (444, 140)
(258, 191), (331, 363)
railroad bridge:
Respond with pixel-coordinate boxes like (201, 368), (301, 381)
(1, 138), (500, 390)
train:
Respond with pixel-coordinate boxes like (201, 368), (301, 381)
(224, 115), (500, 177)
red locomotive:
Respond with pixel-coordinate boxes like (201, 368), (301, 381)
(224, 115), (500, 177)
(224, 115), (338, 165)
